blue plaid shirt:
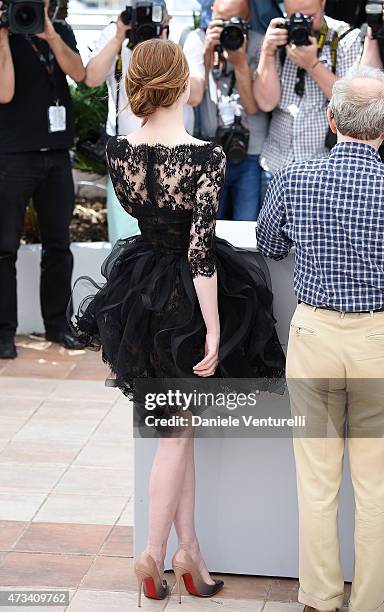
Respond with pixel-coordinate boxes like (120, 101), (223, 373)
(257, 142), (384, 312)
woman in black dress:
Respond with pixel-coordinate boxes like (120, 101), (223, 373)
(70, 39), (285, 607)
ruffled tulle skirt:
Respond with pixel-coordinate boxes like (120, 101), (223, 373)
(68, 236), (285, 398)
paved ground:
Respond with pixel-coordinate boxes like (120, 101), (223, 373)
(0, 336), (351, 611)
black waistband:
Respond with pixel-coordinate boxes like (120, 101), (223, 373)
(299, 301), (384, 314)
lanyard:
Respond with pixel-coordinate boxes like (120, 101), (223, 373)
(114, 48), (123, 135)
(27, 36), (59, 104)
(294, 21), (338, 98)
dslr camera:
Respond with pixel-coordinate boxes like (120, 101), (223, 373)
(219, 16), (250, 51)
(325, 0), (384, 38)
(120, 0), (167, 46)
(0, 0), (45, 35)
(278, 12), (314, 46)
(365, 0), (384, 38)
(215, 98), (250, 164)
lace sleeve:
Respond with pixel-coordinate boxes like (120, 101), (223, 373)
(105, 137), (133, 216)
(188, 146), (226, 279)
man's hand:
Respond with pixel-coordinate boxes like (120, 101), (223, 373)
(36, 7), (59, 43)
(262, 17), (288, 56)
(204, 18), (223, 54)
(286, 36), (318, 70)
(114, 15), (131, 44)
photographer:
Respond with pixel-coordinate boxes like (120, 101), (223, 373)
(253, 0), (362, 175)
(85, 0), (205, 245)
(203, 0), (268, 221)
(0, 0), (85, 358)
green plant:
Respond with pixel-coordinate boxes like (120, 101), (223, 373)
(70, 81), (109, 175)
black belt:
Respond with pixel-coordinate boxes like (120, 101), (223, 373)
(299, 301), (384, 314)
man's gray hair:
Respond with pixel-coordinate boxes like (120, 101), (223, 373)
(329, 66), (384, 140)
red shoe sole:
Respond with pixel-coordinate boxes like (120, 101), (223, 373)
(143, 577), (164, 600)
(182, 573), (219, 598)
(182, 573), (200, 596)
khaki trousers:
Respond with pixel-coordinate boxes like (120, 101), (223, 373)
(286, 303), (384, 612)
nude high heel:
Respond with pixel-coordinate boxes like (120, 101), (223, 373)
(172, 548), (224, 604)
(134, 551), (169, 607)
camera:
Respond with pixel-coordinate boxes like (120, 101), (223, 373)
(216, 115), (250, 163)
(325, 0), (384, 37)
(278, 12), (313, 46)
(219, 17), (250, 51)
(120, 0), (166, 46)
(366, 0), (384, 38)
(0, 0), (45, 35)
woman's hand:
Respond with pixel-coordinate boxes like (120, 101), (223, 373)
(193, 330), (220, 377)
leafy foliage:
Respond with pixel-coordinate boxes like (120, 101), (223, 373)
(70, 81), (109, 175)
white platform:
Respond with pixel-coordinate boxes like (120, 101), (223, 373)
(16, 223), (355, 580)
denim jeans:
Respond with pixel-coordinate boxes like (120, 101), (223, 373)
(217, 154), (262, 221)
(0, 150), (74, 340)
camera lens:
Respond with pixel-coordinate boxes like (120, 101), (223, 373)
(136, 23), (157, 42)
(290, 26), (308, 45)
(220, 25), (244, 51)
(14, 4), (37, 28)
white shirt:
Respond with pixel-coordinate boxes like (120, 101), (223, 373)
(181, 28), (205, 134)
(90, 23), (205, 136)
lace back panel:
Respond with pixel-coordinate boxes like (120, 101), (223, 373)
(106, 138), (226, 278)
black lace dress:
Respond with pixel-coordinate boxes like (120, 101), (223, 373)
(69, 138), (285, 397)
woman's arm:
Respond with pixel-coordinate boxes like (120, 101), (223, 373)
(192, 275), (220, 377)
(188, 146), (226, 377)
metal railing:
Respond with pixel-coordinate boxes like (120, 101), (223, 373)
(67, 8), (196, 29)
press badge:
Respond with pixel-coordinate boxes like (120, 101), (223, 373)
(48, 104), (66, 132)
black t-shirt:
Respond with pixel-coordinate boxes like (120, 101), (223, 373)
(0, 21), (79, 153)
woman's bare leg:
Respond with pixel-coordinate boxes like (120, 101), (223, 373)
(146, 436), (190, 574)
(173, 439), (216, 585)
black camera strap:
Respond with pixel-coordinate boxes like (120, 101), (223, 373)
(114, 47), (123, 135)
(27, 36), (60, 104)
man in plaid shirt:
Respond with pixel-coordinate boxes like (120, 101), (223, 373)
(257, 67), (384, 612)
(253, 0), (362, 175)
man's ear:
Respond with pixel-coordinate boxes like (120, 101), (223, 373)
(327, 107), (337, 134)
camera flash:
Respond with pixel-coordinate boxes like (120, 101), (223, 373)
(152, 5), (162, 22)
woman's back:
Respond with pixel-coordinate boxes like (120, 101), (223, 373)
(106, 137), (226, 278)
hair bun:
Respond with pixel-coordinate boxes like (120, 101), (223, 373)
(124, 39), (190, 119)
